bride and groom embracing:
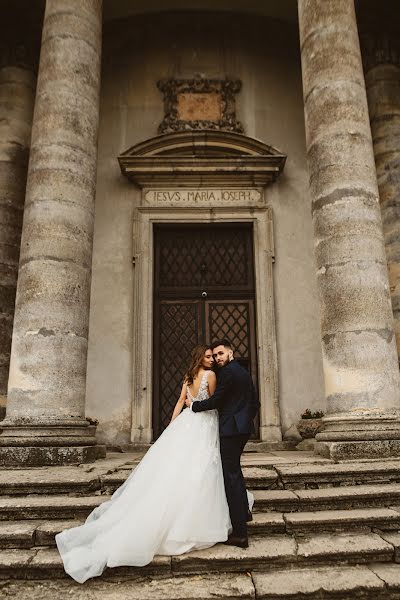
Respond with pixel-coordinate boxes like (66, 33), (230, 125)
(56, 339), (260, 583)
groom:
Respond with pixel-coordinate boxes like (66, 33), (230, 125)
(186, 338), (260, 548)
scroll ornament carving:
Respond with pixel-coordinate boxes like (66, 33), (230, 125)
(157, 78), (244, 134)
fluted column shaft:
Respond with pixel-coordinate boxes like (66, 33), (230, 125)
(0, 65), (35, 409)
(0, 0), (105, 465)
(298, 0), (400, 459)
(365, 61), (400, 359)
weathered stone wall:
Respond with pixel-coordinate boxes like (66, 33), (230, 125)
(86, 12), (326, 445)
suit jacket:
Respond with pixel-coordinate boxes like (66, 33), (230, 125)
(192, 360), (260, 437)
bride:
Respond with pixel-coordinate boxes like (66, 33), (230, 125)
(56, 345), (235, 583)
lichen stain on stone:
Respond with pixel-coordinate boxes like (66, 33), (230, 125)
(353, 328), (394, 343)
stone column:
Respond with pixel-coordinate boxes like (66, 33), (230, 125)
(0, 0), (106, 465)
(363, 41), (400, 360)
(0, 63), (35, 417)
(0, 4), (43, 422)
(298, 0), (400, 460)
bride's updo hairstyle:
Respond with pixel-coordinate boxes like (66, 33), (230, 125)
(184, 344), (211, 386)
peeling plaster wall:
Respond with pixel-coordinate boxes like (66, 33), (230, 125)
(85, 11), (326, 446)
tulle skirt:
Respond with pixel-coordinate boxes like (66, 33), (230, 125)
(56, 407), (233, 583)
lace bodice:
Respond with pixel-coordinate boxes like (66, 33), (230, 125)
(187, 370), (210, 403)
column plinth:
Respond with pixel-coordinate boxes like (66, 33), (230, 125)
(0, 0), (106, 466)
(298, 0), (400, 459)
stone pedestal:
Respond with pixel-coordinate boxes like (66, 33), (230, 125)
(0, 0), (105, 465)
(298, 0), (400, 459)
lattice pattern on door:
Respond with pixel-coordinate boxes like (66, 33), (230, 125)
(158, 302), (199, 429)
(157, 226), (251, 289)
(208, 302), (250, 359)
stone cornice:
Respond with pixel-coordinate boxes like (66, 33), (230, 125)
(118, 130), (287, 188)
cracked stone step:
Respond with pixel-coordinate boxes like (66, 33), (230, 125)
(0, 496), (109, 521)
(0, 515), (286, 549)
(0, 533), (393, 580)
(254, 484), (400, 512)
(276, 460), (400, 489)
(4, 484), (400, 522)
(284, 508), (400, 533)
(101, 467), (278, 493)
(4, 507), (399, 550)
(253, 565), (387, 599)
(0, 465), (279, 497)
(0, 572), (255, 599)
(0, 547), (171, 580)
(171, 533), (393, 575)
(295, 532), (392, 564)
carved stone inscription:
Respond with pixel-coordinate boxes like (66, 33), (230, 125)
(144, 188), (262, 206)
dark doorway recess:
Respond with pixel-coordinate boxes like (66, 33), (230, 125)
(153, 223), (259, 437)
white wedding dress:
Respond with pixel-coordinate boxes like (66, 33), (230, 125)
(56, 370), (246, 583)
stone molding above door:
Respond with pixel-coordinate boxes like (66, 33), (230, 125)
(118, 129), (286, 188)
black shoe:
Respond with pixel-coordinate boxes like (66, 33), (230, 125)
(224, 534), (249, 549)
(246, 511), (253, 522)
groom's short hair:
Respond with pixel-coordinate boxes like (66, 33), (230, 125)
(211, 338), (233, 350)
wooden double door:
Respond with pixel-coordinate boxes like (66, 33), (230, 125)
(153, 223), (258, 437)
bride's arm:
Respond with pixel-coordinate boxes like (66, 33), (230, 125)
(208, 371), (217, 395)
(170, 382), (188, 422)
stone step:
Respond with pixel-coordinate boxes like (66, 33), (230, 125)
(0, 532), (394, 580)
(0, 465), (278, 496)
(0, 573), (255, 600)
(4, 506), (400, 550)
(0, 520), (82, 549)
(3, 483), (400, 522)
(275, 460), (400, 489)
(5, 457), (400, 497)
(252, 565), (396, 600)
(3, 564), (400, 599)
(251, 507), (400, 535)
(254, 483), (400, 511)
(0, 495), (108, 521)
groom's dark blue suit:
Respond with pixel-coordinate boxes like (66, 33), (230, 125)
(192, 360), (260, 537)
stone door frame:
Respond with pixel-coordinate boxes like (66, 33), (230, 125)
(130, 204), (281, 445)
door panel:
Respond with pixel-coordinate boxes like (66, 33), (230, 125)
(153, 300), (202, 437)
(206, 300), (259, 434)
(153, 223), (258, 438)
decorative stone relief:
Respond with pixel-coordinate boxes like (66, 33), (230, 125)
(157, 78), (244, 134)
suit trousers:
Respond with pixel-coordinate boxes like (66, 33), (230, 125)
(220, 433), (250, 537)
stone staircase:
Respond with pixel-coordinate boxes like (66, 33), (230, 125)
(2, 451), (400, 598)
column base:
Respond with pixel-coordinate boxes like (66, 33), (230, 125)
(0, 416), (106, 466)
(131, 426), (153, 445)
(259, 424), (283, 442)
(315, 439), (400, 461)
(315, 412), (400, 460)
(0, 444), (106, 466)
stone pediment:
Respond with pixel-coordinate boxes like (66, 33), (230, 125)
(118, 130), (286, 188)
